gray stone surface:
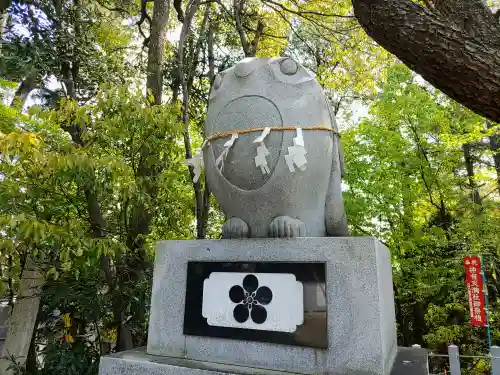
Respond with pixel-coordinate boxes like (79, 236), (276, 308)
(99, 348), (298, 375)
(390, 348), (429, 375)
(0, 261), (44, 374)
(0, 305), (11, 355)
(147, 237), (397, 375)
(204, 57), (348, 238)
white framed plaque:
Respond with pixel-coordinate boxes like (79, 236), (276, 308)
(202, 272), (304, 332)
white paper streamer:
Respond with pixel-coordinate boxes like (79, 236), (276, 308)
(216, 133), (238, 172)
(284, 153), (295, 173)
(253, 127), (271, 144)
(294, 128), (304, 146)
(224, 133), (239, 148)
(255, 143), (270, 174)
(184, 149), (204, 183)
(252, 127), (271, 175)
(285, 128), (307, 172)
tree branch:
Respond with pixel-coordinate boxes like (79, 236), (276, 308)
(249, 19), (265, 56)
(233, 0), (250, 56)
(352, 0), (500, 123)
(178, 0), (204, 238)
(262, 0), (354, 19)
(264, 3), (316, 57)
(207, 19), (215, 84)
(94, 0), (131, 17)
(146, 0), (170, 104)
(432, 0), (496, 36)
(174, 0), (184, 22)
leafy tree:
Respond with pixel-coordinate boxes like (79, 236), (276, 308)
(1, 0), (135, 106)
(343, 65), (500, 363)
(2, 0), (500, 373)
(0, 82), (192, 367)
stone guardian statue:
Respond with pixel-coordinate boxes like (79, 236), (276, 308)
(204, 57), (348, 238)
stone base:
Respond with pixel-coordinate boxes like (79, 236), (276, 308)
(391, 347), (429, 375)
(99, 347), (427, 375)
(144, 237), (397, 375)
(98, 348), (293, 375)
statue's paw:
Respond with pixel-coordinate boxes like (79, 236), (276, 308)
(222, 217), (249, 239)
(269, 216), (307, 238)
(326, 213), (349, 237)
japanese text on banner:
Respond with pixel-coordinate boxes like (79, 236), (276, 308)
(464, 255), (487, 326)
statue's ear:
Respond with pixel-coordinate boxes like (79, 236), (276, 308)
(327, 101), (346, 177)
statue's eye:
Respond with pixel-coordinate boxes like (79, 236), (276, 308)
(280, 58), (298, 75)
(213, 74), (223, 90)
(234, 58), (255, 77)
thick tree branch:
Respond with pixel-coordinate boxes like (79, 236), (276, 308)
(174, 0), (184, 22)
(352, 0), (500, 123)
(187, 4), (210, 89)
(262, 0), (354, 19)
(265, 3), (316, 58)
(462, 143), (482, 205)
(178, 0), (204, 237)
(94, 0), (131, 17)
(487, 122), (500, 193)
(249, 19), (264, 56)
(146, 0), (170, 104)
(432, 0), (496, 37)
(207, 20), (215, 84)
(233, 0), (250, 56)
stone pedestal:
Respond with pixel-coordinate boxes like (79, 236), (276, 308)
(99, 347), (428, 375)
(99, 348), (293, 375)
(99, 237), (398, 375)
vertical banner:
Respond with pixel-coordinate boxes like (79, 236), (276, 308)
(464, 255), (487, 326)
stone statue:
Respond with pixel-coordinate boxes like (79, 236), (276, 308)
(204, 57), (348, 238)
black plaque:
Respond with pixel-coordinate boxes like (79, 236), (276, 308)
(183, 261), (328, 349)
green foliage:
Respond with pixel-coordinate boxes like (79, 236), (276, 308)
(1, 0), (135, 102)
(343, 64), (500, 359)
(2, 0), (500, 372)
(0, 83), (195, 372)
(38, 341), (100, 375)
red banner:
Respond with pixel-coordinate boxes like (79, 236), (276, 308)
(464, 255), (487, 326)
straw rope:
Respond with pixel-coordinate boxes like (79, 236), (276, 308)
(205, 125), (338, 144)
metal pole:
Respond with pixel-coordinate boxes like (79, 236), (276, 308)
(448, 344), (461, 375)
(491, 346), (500, 375)
(481, 255), (493, 348)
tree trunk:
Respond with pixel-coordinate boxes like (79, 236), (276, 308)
(0, 9), (8, 56)
(25, 334), (37, 373)
(207, 21), (216, 84)
(0, 0), (10, 16)
(0, 259), (43, 375)
(462, 143), (481, 205)
(412, 301), (426, 346)
(0, 0), (10, 54)
(352, 0), (500, 123)
(177, 0), (206, 239)
(233, 0), (250, 56)
(10, 70), (39, 109)
(487, 122), (500, 193)
(146, 0), (171, 105)
(84, 186), (133, 351)
(393, 283), (410, 346)
(233, 0), (264, 57)
(130, 0), (172, 278)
